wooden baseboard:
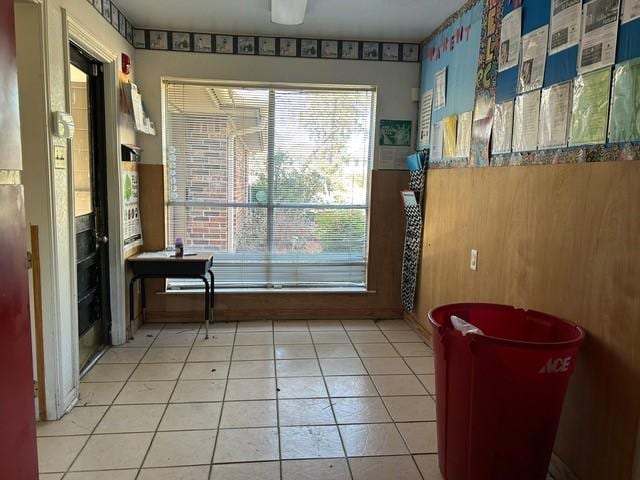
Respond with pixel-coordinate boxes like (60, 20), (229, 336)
(404, 310), (433, 347)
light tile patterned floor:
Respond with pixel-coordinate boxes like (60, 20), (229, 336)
(37, 319), (441, 480)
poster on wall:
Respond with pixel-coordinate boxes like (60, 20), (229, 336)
(621, 0), (640, 23)
(549, 0), (582, 54)
(518, 25), (549, 93)
(492, 100), (514, 154)
(538, 82), (572, 149)
(122, 168), (143, 251)
(569, 67), (612, 145)
(419, 90), (433, 147)
(609, 59), (640, 142)
(377, 146), (410, 170)
(578, 0), (621, 74)
(512, 89), (541, 152)
(443, 115), (458, 158)
(434, 67), (447, 109)
(499, 8), (522, 72)
(455, 111), (473, 158)
(431, 121), (444, 160)
(379, 120), (412, 146)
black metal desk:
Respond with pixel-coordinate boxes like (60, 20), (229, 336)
(127, 252), (214, 339)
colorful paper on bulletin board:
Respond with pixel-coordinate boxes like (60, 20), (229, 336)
(569, 67), (612, 146)
(442, 115), (458, 158)
(469, 0), (503, 166)
(609, 59), (640, 142)
(379, 120), (412, 146)
(420, 0), (483, 153)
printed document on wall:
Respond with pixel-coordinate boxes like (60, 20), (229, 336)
(512, 90), (541, 152)
(578, 0), (620, 74)
(443, 115), (458, 158)
(549, 0), (582, 54)
(609, 59), (640, 142)
(431, 121), (444, 160)
(539, 82), (572, 149)
(492, 101), (514, 154)
(456, 111), (473, 158)
(518, 25), (549, 93)
(621, 0), (640, 23)
(569, 67), (611, 145)
(419, 90), (433, 148)
(499, 8), (522, 71)
(434, 68), (447, 110)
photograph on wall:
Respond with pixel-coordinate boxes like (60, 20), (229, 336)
(550, 0), (582, 54)
(280, 38), (297, 56)
(402, 44), (420, 62)
(122, 169), (143, 251)
(238, 36), (256, 54)
(419, 89), (433, 148)
(492, 100), (514, 154)
(569, 67), (612, 145)
(102, 0), (111, 20)
(442, 115), (458, 158)
(321, 40), (338, 58)
(434, 67), (447, 109)
(512, 90), (541, 152)
(110, 4), (119, 27)
(456, 111), (473, 158)
(382, 43), (400, 61)
(194, 34), (212, 53)
(149, 31), (168, 50)
(622, 0), (640, 23)
(578, 0), (621, 74)
(259, 37), (276, 56)
(363, 42), (380, 60)
(119, 12), (127, 35)
(431, 121), (444, 160)
(301, 39), (318, 57)
(539, 82), (572, 149)
(126, 22), (133, 43)
(518, 25), (549, 93)
(172, 32), (191, 51)
(91, 0), (100, 9)
(609, 59), (640, 142)
(341, 41), (359, 59)
(133, 29), (146, 49)
(216, 35), (234, 54)
(379, 120), (412, 146)
(499, 7), (521, 72)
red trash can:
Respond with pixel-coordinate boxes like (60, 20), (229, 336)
(428, 303), (584, 480)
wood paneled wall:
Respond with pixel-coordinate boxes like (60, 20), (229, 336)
(138, 166), (408, 320)
(411, 160), (640, 480)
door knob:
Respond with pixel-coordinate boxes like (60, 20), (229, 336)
(96, 234), (109, 245)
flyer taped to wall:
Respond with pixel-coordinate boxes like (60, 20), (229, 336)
(431, 121), (444, 160)
(569, 67), (612, 145)
(443, 115), (458, 158)
(419, 90), (433, 147)
(434, 67), (447, 110)
(539, 82), (572, 149)
(609, 59), (640, 142)
(492, 100), (514, 154)
(456, 111), (473, 158)
(499, 8), (521, 72)
(518, 25), (549, 93)
(549, 0), (582, 54)
(512, 90), (541, 152)
(578, 0), (621, 74)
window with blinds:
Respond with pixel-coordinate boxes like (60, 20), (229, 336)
(164, 80), (376, 288)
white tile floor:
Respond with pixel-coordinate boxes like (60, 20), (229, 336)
(37, 319), (441, 479)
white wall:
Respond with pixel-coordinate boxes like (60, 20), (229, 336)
(15, 0), (136, 419)
(134, 50), (420, 165)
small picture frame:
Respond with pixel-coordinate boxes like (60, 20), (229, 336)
(133, 29), (146, 49)
(321, 40), (338, 59)
(341, 41), (359, 59)
(382, 43), (399, 61)
(279, 38), (297, 57)
(126, 22), (134, 43)
(194, 34), (212, 53)
(238, 36), (256, 55)
(149, 31), (168, 50)
(402, 44), (419, 62)
(259, 37), (276, 56)
(172, 32), (191, 51)
(110, 4), (119, 27)
(101, 0), (111, 20)
(118, 12), (127, 35)
(216, 35), (233, 54)
(363, 42), (380, 60)
(301, 39), (318, 58)
(91, 0), (101, 11)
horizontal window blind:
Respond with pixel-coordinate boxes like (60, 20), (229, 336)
(164, 81), (375, 288)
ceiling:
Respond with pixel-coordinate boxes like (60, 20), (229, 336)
(116, 0), (466, 43)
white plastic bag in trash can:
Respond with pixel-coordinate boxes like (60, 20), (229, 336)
(451, 315), (484, 336)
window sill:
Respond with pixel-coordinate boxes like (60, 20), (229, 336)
(159, 287), (375, 295)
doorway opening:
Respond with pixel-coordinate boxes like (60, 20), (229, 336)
(69, 43), (112, 372)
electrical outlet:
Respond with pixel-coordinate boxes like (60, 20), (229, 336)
(470, 249), (478, 271)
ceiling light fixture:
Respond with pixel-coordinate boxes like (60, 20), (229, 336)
(271, 0), (308, 25)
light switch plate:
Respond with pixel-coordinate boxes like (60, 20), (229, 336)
(470, 249), (478, 271)
(54, 144), (66, 170)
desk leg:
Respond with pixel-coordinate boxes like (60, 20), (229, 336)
(128, 276), (137, 340)
(200, 275), (210, 339)
(208, 268), (215, 324)
(141, 277), (146, 324)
